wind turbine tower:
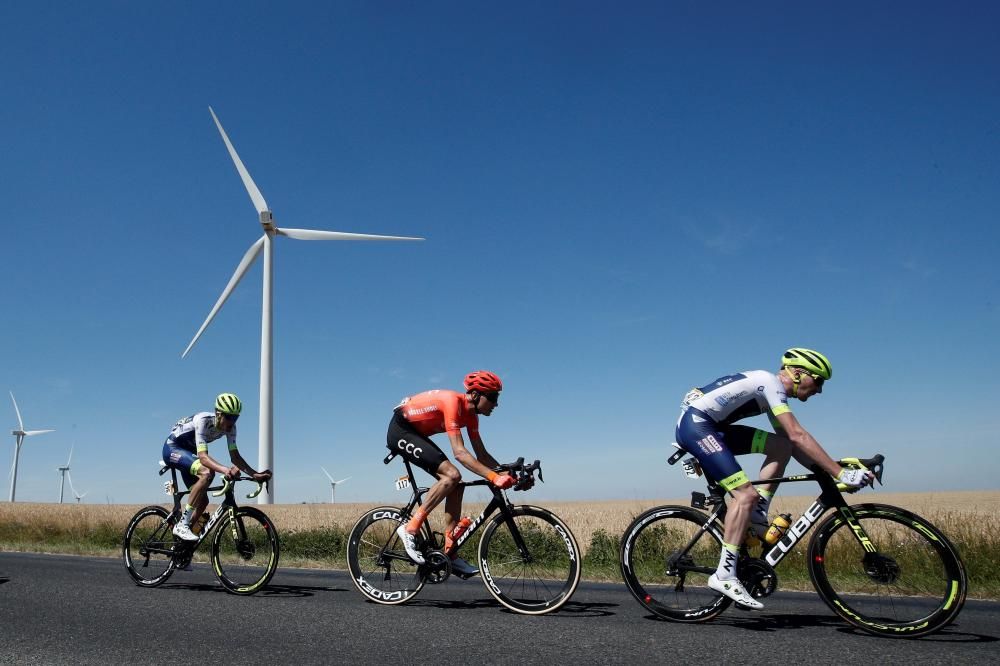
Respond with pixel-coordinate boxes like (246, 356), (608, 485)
(9, 392), (55, 502)
(321, 467), (351, 503)
(57, 444), (74, 504)
(182, 107), (423, 504)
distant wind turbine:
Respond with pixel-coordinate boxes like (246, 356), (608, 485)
(321, 467), (351, 503)
(67, 467), (87, 503)
(57, 444), (74, 504)
(9, 391), (55, 502)
(181, 107), (423, 504)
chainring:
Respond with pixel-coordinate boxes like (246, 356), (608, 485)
(737, 558), (779, 599)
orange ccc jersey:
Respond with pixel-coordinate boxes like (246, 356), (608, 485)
(397, 390), (479, 438)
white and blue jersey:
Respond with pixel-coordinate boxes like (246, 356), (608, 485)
(162, 412), (237, 486)
(682, 370), (791, 425)
(675, 371), (791, 491)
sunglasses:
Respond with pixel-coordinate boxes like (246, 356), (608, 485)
(482, 392), (500, 404)
(807, 373), (825, 387)
(220, 412), (240, 421)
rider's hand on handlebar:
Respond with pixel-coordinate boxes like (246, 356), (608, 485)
(489, 472), (516, 489)
(252, 470), (272, 482)
(836, 467), (874, 491)
(225, 465), (241, 481)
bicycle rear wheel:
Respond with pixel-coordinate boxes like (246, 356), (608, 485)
(478, 505), (581, 615)
(808, 503), (967, 638)
(347, 506), (430, 605)
(211, 507), (280, 595)
(619, 506), (731, 622)
(122, 505), (177, 587)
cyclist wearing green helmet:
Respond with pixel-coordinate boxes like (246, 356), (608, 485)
(675, 348), (873, 609)
(162, 393), (272, 543)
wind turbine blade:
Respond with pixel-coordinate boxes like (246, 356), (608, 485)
(25, 429), (55, 436)
(209, 106), (269, 215)
(277, 228), (423, 242)
(67, 470), (79, 496)
(9, 392), (24, 431)
(67, 444), (74, 467)
(182, 236), (265, 358)
(335, 477), (351, 484)
(320, 466), (335, 482)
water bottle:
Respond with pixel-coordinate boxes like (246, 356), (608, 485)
(451, 516), (473, 542)
(764, 513), (792, 545)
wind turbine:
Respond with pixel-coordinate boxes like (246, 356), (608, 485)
(67, 468), (88, 504)
(57, 444), (74, 504)
(182, 107), (422, 504)
(9, 391), (55, 502)
(321, 467), (351, 503)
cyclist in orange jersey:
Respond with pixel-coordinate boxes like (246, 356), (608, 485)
(386, 370), (524, 576)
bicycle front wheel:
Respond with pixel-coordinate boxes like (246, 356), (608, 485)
(348, 506), (432, 605)
(808, 503), (967, 638)
(478, 505), (581, 615)
(211, 507), (280, 595)
(619, 506), (731, 622)
(122, 505), (178, 587)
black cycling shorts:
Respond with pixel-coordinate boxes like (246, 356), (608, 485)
(386, 410), (448, 476)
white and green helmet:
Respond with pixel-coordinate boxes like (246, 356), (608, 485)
(781, 348), (832, 380)
(215, 392), (243, 415)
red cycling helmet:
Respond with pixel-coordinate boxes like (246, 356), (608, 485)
(464, 370), (503, 393)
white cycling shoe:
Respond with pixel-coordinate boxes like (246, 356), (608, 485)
(708, 573), (763, 610)
(396, 525), (425, 564)
(172, 522), (199, 542)
(450, 556), (479, 577)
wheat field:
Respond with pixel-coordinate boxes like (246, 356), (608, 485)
(1, 489), (996, 553)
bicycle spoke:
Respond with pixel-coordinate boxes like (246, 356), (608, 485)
(479, 507), (580, 614)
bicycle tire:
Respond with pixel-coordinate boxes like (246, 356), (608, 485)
(347, 506), (432, 605)
(211, 506), (280, 595)
(477, 505), (581, 615)
(808, 503), (968, 638)
(619, 505), (732, 622)
(122, 505), (177, 587)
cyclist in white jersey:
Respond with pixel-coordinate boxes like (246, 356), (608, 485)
(162, 393), (271, 541)
(675, 348), (873, 609)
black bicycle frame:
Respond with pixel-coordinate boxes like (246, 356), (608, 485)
(158, 466), (244, 552)
(682, 459), (882, 572)
(385, 451), (529, 558)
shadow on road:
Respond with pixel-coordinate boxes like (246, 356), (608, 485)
(159, 582), (351, 598)
(405, 597), (616, 617)
(833, 625), (999, 644)
(639, 610), (998, 643)
(0, 576), (9, 585)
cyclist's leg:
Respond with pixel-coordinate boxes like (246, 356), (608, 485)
(676, 411), (762, 608)
(723, 425), (785, 531)
(163, 442), (211, 533)
(386, 412), (450, 536)
(186, 459), (214, 525)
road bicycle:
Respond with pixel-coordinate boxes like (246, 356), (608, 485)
(619, 449), (967, 638)
(347, 452), (581, 615)
(122, 463), (280, 595)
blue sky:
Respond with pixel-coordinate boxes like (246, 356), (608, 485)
(2, 2), (998, 505)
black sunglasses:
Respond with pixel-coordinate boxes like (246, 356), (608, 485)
(482, 392), (500, 404)
(220, 412), (240, 421)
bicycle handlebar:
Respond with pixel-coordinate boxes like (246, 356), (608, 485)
(211, 476), (269, 499)
(494, 457), (544, 490)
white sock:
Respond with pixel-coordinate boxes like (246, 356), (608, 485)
(716, 542), (739, 579)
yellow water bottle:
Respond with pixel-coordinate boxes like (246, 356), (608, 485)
(764, 513), (792, 545)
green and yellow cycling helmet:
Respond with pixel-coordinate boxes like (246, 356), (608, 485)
(781, 348), (832, 380)
(215, 393), (243, 415)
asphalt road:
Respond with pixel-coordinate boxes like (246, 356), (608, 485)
(0, 552), (996, 665)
